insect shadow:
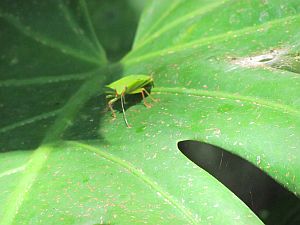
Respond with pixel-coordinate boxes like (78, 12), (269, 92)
(62, 64), (126, 142)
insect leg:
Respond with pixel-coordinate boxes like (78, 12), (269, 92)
(120, 93), (131, 128)
(142, 88), (159, 102)
(106, 94), (115, 99)
(123, 92), (127, 104)
(141, 89), (152, 108)
(108, 97), (118, 118)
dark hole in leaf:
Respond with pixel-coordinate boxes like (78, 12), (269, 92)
(271, 53), (300, 74)
(258, 57), (273, 62)
(178, 140), (300, 225)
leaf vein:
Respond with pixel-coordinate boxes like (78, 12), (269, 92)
(79, 0), (106, 60)
(0, 13), (101, 65)
(0, 109), (61, 134)
(0, 165), (26, 179)
(71, 141), (199, 225)
(124, 14), (300, 65)
(0, 70), (96, 87)
(153, 87), (300, 117)
(133, 0), (229, 50)
(134, 0), (183, 46)
(58, 1), (103, 58)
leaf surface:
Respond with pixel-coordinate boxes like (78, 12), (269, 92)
(1, 0), (300, 224)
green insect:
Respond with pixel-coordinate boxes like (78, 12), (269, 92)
(105, 74), (158, 128)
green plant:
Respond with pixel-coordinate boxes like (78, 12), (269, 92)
(1, 0), (299, 224)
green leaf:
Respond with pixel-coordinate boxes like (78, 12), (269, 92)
(123, 0), (300, 195)
(1, 0), (299, 224)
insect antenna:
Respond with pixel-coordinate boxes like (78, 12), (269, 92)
(120, 94), (131, 128)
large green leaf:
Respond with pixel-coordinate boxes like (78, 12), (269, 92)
(1, 0), (299, 224)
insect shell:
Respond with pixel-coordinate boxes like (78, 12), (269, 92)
(105, 74), (157, 128)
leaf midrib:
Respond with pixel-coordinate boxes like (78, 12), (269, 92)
(0, 65), (108, 225)
(0, 146), (52, 225)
